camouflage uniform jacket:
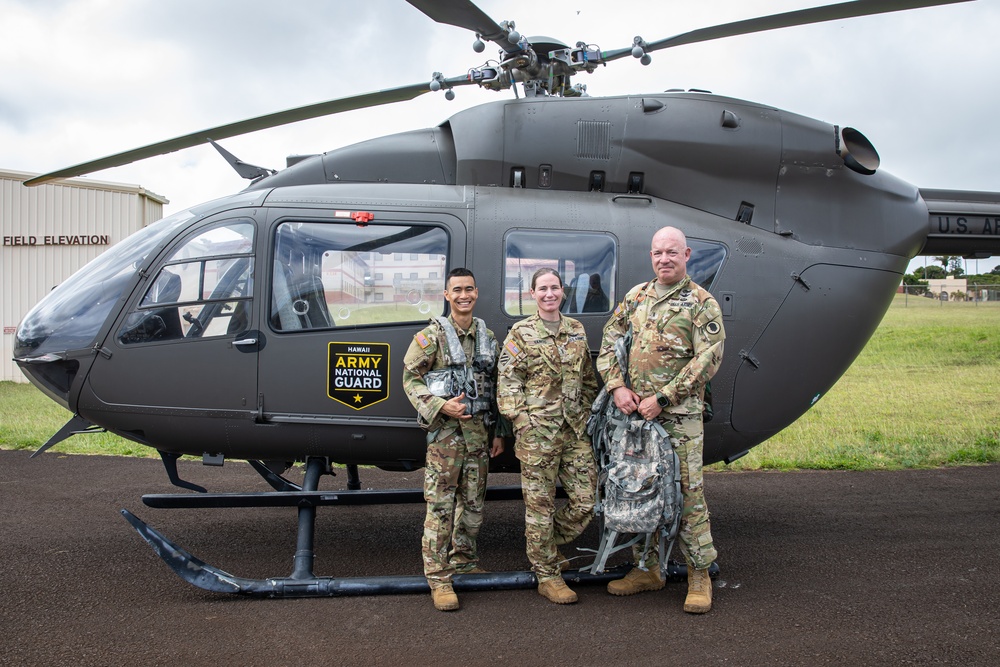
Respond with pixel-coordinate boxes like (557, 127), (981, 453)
(402, 315), (499, 432)
(597, 276), (725, 415)
(497, 314), (598, 445)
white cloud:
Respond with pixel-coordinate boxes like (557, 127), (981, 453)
(2, 0), (998, 272)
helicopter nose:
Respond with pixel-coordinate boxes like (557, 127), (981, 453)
(14, 352), (78, 410)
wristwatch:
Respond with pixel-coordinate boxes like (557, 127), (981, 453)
(655, 392), (671, 408)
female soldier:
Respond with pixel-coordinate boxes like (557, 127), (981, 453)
(497, 268), (598, 604)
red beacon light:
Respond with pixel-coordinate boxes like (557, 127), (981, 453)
(332, 210), (375, 227)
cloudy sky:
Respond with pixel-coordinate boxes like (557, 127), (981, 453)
(3, 0), (998, 273)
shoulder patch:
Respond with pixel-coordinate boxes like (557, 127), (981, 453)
(415, 332), (431, 349)
(706, 321), (721, 335)
(505, 340), (521, 356)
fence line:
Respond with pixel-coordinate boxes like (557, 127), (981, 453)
(895, 284), (1000, 307)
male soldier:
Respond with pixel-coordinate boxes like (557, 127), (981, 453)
(596, 226), (725, 613)
(402, 267), (505, 612)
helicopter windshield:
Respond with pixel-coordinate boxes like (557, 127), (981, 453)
(13, 209), (196, 359)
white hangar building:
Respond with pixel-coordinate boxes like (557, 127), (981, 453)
(1, 169), (167, 382)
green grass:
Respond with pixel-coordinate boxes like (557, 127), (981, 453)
(0, 384), (156, 457)
(716, 297), (1000, 471)
(3, 297), (999, 469)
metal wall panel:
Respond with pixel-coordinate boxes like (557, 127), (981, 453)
(1, 170), (166, 382)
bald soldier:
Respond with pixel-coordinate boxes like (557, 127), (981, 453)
(596, 226), (725, 613)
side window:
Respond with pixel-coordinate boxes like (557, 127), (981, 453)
(118, 220), (255, 344)
(687, 239), (728, 289)
(504, 230), (617, 317)
(271, 221), (448, 330)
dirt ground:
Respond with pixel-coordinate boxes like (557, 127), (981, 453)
(1, 451), (997, 666)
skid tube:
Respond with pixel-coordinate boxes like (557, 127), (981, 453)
(122, 508), (656, 598)
(121, 456), (715, 598)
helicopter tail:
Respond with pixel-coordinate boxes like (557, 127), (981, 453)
(920, 188), (1000, 257)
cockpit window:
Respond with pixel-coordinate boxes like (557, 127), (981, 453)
(118, 220), (255, 344)
(503, 230), (617, 317)
(271, 221), (448, 331)
(13, 209), (196, 359)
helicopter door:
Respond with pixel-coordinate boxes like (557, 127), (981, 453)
(85, 218), (258, 421)
(255, 210), (462, 438)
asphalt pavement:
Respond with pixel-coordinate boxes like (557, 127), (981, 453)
(1, 450), (997, 666)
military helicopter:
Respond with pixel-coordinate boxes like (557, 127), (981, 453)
(14, 0), (1000, 597)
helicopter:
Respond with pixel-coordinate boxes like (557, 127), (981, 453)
(13, 0), (1000, 597)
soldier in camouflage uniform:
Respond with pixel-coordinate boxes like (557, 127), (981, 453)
(497, 268), (598, 605)
(402, 268), (505, 612)
(597, 226), (725, 614)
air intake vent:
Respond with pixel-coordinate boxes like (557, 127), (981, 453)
(576, 121), (612, 160)
(736, 237), (764, 256)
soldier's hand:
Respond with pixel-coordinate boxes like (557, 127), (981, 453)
(441, 393), (472, 420)
(637, 395), (663, 421)
(612, 386), (641, 415)
(490, 436), (505, 457)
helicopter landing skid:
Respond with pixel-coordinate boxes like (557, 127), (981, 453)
(121, 507), (646, 597)
(122, 457), (679, 597)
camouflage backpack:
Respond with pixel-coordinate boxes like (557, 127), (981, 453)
(584, 324), (683, 577)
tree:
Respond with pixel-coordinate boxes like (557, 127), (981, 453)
(931, 255), (965, 277)
(901, 274), (928, 295)
(916, 265), (946, 280)
(933, 255), (958, 270)
(966, 273), (1000, 285)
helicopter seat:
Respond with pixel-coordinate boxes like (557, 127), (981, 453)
(226, 300), (250, 334)
(148, 270), (184, 340)
(271, 262), (334, 330)
(271, 261), (300, 330)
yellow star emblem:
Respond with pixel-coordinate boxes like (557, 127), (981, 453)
(353, 394), (363, 403)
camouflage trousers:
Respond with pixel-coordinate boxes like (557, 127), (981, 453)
(518, 421), (597, 582)
(422, 417), (490, 586)
(633, 411), (717, 571)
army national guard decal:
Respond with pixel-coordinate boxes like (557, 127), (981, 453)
(328, 342), (390, 410)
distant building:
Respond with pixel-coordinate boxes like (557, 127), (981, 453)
(1, 169), (167, 382)
(926, 276), (968, 301)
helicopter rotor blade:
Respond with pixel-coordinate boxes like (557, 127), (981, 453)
(405, 0), (522, 53)
(602, 0), (976, 61)
(24, 76), (473, 187)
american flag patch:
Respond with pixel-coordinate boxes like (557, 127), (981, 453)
(416, 332), (431, 349)
(613, 303), (623, 317)
(505, 340), (521, 356)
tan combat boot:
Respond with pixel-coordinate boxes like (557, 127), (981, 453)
(538, 578), (578, 604)
(607, 566), (665, 596)
(683, 566), (713, 613)
(430, 583), (459, 611)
